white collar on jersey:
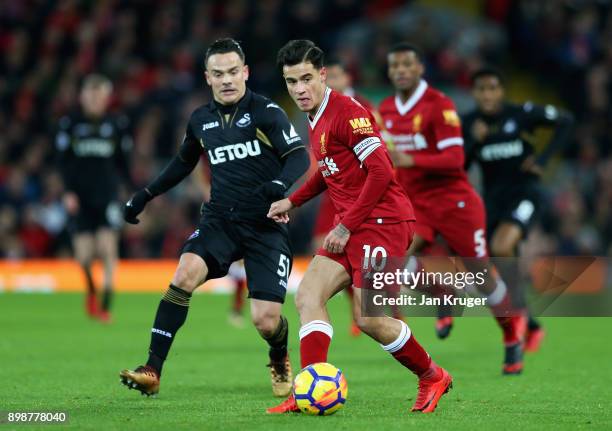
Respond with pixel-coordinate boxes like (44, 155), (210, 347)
(394, 79), (428, 116)
(308, 86), (332, 129)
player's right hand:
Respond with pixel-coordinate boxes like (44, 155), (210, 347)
(267, 198), (293, 224)
(123, 189), (153, 224)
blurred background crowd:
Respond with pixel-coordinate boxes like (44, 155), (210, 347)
(0, 0), (611, 259)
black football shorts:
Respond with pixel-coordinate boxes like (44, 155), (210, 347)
(181, 212), (292, 303)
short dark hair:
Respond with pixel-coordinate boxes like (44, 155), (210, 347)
(325, 55), (346, 70)
(205, 38), (245, 67)
(277, 39), (325, 70)
(471, 66), (505, 86)
(387, 42), (424, 62)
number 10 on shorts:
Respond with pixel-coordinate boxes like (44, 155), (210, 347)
(362, 244), (388, 271)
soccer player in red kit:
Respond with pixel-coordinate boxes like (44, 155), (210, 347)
(267, 40), (452, 414)
(379, 43), (526, 374)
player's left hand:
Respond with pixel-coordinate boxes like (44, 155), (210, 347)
(323, 223), (350, 254)
(520, 156), (544, 176)
(256, 180), (287, 201)
(267, 198), (293, 223)
(389, 150), (415, 168)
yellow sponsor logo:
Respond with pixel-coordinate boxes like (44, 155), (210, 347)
(443, 110), (460, 127)
(349, 117), (374, 134)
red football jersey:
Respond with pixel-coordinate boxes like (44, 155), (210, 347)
(291, 88), (414, 231)
(379, 80), (469, 198)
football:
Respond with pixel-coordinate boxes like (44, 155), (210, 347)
(293, 362), (348, 415)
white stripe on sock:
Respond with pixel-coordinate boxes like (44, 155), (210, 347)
(299, 320), (334, 340)
(380, 319), (412, 353)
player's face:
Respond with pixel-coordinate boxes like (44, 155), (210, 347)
(325, 65), (351, 93)
(387, 51), (423, 92)
(283, 62), (327, 114)
(473, 76), (504, 114)
(205, 52), (249, 105)
(80, 85), (112, 117)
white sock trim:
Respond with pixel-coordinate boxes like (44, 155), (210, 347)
(299, 320), (334, 340)
(487, 277), (507, 306)
(380, 319), (412, 353)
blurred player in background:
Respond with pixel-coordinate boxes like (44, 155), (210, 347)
(268, 40), (452, 414)
(380, 43), (527, 374)
(463, 67), (574, 351)
(119, 39), (310, 397)
(55, 74), (132, 323)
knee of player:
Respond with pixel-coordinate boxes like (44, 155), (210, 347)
(354, 316), (375, 334)
(490, 239), (516, 257)
(171, 268), (199, 292)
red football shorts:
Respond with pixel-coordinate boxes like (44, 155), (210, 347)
(317, 221), (414, 288)
(412, 187), (488, 258)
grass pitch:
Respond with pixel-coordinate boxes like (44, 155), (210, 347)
(1, 292), (611, 430)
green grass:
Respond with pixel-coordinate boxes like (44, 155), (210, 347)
(1, 293), (611, 430)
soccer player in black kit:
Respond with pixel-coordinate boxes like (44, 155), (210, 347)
(56, 74), (132, 323)
(461, 67), (573, 351)
(119, 39), (310, 397)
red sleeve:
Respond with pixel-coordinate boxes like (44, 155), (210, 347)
(412, 145), (465, 169)
(288, 171), (327, 207)
(430, 97), (464, 152)
(341, 148), (393, 232)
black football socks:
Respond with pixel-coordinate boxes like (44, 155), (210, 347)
(264, 315), (289, 362)
(147, 284), (192, 375)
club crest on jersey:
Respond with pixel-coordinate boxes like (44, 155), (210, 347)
(236, 113), (251, 127)
(282, 124), (301, 144)
(413, 114), (422, 132)
(320, 132), (327, 155)
(203, 121), (219, 131)
(349, 117), (374, 135)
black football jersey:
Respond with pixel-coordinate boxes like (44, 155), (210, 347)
(462, 102), (561, 199)
(180, 89), (304, 211)
(55, 110), (132, 207)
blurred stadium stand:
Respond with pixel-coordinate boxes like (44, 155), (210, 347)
(0, 0), (610, 260)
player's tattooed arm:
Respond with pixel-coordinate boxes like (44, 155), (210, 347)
(323, 223), (350, 254)
(389, 150), (415, 167)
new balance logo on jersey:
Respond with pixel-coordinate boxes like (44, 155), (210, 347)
(319, 157), (339, 177)
(389, 133), (428, 151)
(480, 140), (524, 161)
(152, 328), (172, 338)
(282, 124), (301, 144)
(236, 113), (251, 127)
(207, 140), (261, 165)
(203, 121), (220, 131)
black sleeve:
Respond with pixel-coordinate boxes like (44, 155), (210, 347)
(277, 147), (310, 188)
(114, 115), (134, 189)
(522, 102), (574, 165)
(461, 114), (476, 170)
(146, 122), (202, 197)
(55, 116), (77, 192)
(258, 100), (305, 157)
